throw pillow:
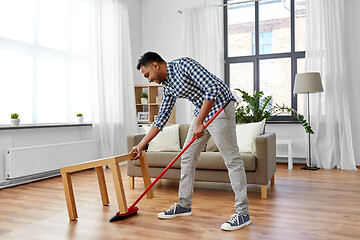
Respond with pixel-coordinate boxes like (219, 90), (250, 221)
(236, 119), (266, 153)
(206, 137), (219, 152)
(142, 124), (181, 152)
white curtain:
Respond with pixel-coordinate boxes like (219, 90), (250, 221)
(182, 0), (224, 123)
(345, 0), (360, 167)
(305, 0), (357, 170)
(90, 0), (137, 158)
(183, 0), (224, 78)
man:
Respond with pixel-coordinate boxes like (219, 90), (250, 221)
(131, 52), (250, 231)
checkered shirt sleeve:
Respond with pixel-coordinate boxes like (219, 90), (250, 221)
(153, 88), (176, 131)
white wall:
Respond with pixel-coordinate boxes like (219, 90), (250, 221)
(266, 124), (307, 159)
(121, 0), (143, 86)
(140, 0), (205, 66)
(345, 0), (360, 165)
(140, 0), (208, 124)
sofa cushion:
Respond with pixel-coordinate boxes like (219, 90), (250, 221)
(205, 137), (219, 152)
(142, 124), (181, 152)
(236, 119), (266, 153)
(204, 120), (266, 153)
(133, 151), (256, 172)
(179, 124), (190, 149)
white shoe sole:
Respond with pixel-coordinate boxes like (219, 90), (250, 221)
(221, 220), (251, 231)
(157, 211), (192, 219)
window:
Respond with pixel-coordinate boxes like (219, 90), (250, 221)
(225, 0), (306, 120)
(252, 32), (273, 55)
(0, 0), (92, 125)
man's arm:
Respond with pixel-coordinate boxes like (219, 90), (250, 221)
(131, 126), (160, 159)
(131, 91), (176, 160)
(153, 91), (176, 131)
(193, 99), (215, 139)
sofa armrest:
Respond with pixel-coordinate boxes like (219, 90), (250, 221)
(127, 133), (146, 152)
(253, 132), (276, 184)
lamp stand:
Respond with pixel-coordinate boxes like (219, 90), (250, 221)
(302, 92), (320, 170)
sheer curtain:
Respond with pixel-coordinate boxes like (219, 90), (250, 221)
(90, 0), (137, 158)
(182, 0), (224, 123)
(305, 0), (357, 170)
(183, 0), (224, 78)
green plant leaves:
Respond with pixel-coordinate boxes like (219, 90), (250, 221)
(11, 113), (19, 119)
(234, 89), (314, 134)
(140, 92), (148, 98)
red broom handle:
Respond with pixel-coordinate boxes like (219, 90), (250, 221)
(128, 100), (231, 210)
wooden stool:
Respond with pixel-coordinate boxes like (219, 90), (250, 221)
(60, 151), (153, 221)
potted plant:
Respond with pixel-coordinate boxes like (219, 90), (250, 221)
(140, 92), (148, 104)
(234, 89), (314, 134)
(11, 113), (20, 127)
(76, 113), (84, 123)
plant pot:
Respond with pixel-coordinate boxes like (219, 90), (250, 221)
(141, 98), (148, 104)
(11, 119), (20, 127)
(77, 116), (84, 124)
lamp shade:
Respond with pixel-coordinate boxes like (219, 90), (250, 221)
(294, 72), (324, 94)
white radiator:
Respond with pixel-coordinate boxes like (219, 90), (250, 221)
(276, 143), (289, 157)
(5, 140), (96, 179)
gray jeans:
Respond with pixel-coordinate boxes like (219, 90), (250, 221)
(178, 101), (250, 215)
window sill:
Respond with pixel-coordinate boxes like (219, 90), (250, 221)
(0, 123), (92, 130)
(266, 120), (300, 124)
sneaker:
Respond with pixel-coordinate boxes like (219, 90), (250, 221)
(157, 203), (192, 219)
(221, 213), (251, 231)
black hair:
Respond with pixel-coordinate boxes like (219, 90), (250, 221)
(137, 52), (165, 70)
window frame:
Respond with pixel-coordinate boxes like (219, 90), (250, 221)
(224, 0), (305, 122)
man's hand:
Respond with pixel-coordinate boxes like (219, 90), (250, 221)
(130, 126), (160, 160)
(131, 144), (144, 160)
(193, 122), (205, 139)
(193, 100), (215, 139)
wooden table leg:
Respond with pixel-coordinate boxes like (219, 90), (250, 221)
(139, 152), (154, 199)
(129, 176), (135, 189)
(96, 166), (109, 206)
(61, 172), (78, 221)
(110, 161), (128, 214)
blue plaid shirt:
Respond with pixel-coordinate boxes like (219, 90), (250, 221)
(153, 57), (235, 131)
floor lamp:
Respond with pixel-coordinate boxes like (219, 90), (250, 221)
(294, 72), (324, 170)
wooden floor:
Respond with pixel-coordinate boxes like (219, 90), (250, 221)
(0, 164), (359, 240)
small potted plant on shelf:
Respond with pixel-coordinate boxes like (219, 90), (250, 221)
(76, 113), (84, 123)
(140, 92), (148, 104)
(11, 113), (20, 127)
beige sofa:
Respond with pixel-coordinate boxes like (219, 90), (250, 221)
(127, 124), (276, 198)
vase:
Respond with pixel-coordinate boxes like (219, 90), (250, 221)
(141, 98), (148, 104)
(77, 116), (84, 123)
(11, 119), (20, 127)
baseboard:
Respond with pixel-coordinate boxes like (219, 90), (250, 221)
(0, 170), (61, 189)
(0, 161), (128, 190)
(276, 157), (306, 164)
(276, 162), (306, 166)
